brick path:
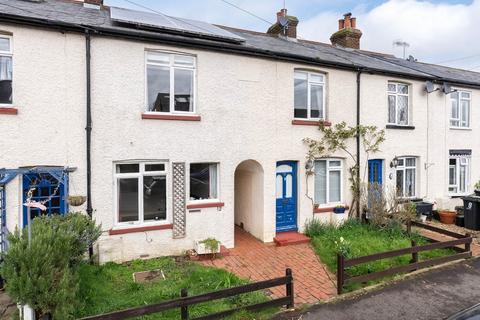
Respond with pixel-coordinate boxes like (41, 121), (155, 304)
(201, 228), (337, 305)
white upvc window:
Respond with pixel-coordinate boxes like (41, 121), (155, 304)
(449, 154), (470, 195)
(387, 82), (409, 125)
(294, 70), (326, 120)
(0, 35), (12, 105)
(114, 162), (168, 225)
(450, 91), (470, 128)
(146, 51), (196, 114)
(189, 163), (219, 201)
(314, 159), (343, 205)
(395, 157), (417, 198)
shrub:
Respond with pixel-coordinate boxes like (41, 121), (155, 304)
(2, 213), (101, 319)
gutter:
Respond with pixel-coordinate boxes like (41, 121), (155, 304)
(2, 12), (480, 89)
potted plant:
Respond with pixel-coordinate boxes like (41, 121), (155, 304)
(194, 238), (220, 258)
(474, 181), (480, 196)
(68, 195), (86, 207)
(333, 205), (346, 214)
(438, 208), (457, 224)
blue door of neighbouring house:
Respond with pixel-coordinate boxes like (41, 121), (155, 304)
(368, 159), (383, 185)
(276, 161), (297, 232)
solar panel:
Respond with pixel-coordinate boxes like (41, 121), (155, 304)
(110, 6), (245, 43)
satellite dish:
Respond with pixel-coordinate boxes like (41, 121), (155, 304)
(425, 81), (437, 93)
(442, 82), (457, 94)
(278, 16), (289, 28)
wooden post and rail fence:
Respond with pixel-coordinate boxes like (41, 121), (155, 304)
(337, 220), (473, 294)
(80, 268), (294, 320)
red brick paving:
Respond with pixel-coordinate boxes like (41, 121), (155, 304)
(200, 228), (337, 305)
(419, 229), (480, 256)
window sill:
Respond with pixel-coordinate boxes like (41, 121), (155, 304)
(109, 223), (173, 235)
(450, 194), (469, 199)
(141, 113), (201, 121)
(449, 127), (471, 131)
(386, 124), (415, 130)
(292, 119), (331, 126)
(187, 201), (225, 209)
(314, 205), (349, 213)
(0, 107), (18, 115)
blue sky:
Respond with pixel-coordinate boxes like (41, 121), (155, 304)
(104, 0), (480, 70)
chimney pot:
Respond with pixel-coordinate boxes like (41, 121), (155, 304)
(338, 19), (345, 30)
(351, 17), (357, 29)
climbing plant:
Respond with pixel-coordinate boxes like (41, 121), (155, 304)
(303, 121), (385, 218)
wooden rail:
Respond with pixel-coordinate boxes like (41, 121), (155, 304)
(337, 221), (472, 294)
(79, 268), (294, 320)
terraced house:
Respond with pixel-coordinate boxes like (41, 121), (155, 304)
(0, 0), (479, 262)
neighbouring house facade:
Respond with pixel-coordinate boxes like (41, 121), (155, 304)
(0, 0), (479, 262)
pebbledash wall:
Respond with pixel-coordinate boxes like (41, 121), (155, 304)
(1, 23), (480, 263)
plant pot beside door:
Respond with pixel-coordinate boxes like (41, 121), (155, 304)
(333, 205), (348, 225)
(438, 209), (457, 225)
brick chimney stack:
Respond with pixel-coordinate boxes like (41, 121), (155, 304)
(267, 8), (299, 39)
(330, 13), (362, 49)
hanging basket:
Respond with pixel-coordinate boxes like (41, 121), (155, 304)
(68, 195), (87, 207)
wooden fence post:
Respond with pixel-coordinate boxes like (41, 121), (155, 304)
(465, 233), (472, 254)
(410, 240), (418, 264)
(406, 219), (411, 235)
(181, 288), (188, 320)
(285, 268), (294, 309)
(337, 253), (344, 295)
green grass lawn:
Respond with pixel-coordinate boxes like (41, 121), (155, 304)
(305, 219), (454, 291)
(74, 257), (276, 319)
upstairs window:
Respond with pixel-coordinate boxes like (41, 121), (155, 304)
(449, 151), (471, 195)
(146, 51), (195, 113)
(294, 71), (325, 120)
(450, 91), (470, 128)
(387, 82), (409, 125)
(314, 159), (342, 205)
(189, 163), (218, 201)
(395, 157), (417, 198)
(115, 162), (168, 225)
(0, 35), (12, 105)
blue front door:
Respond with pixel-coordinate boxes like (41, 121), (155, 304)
(276, 161), (297, 232)
(368, 159), (383, 185)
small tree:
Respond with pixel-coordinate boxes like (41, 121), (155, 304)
(304, 121), (385, 218)
(2, 213), (101, 319)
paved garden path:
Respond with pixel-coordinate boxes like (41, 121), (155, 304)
(0, 290), (16, 319)
(201, 228), (336, 305)
(274, 258), (480, 320)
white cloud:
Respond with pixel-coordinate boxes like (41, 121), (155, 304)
(298, 0), (480, 69)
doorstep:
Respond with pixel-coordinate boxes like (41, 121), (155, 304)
(273, 232), (311, 246)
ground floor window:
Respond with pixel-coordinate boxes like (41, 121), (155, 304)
(395, 157), (417, 198)
(115, 162), (167, 224)
(449, 151), (471, 195)
(314, 159), (342, 205)
(189, 163), (218, 201)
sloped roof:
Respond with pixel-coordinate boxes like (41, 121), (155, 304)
(0, 0), (479, 86)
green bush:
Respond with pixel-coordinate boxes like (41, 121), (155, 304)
(2, 213), (101, 319)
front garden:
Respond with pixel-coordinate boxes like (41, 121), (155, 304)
(305, 219), (455, 292)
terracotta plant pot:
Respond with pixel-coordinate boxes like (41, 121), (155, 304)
(439, 210), (457, 224)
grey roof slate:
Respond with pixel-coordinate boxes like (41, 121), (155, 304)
(0, 0), (479, 86)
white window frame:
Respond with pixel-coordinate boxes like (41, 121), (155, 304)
(314, 158), (343, 206)
(450, 90), (471, 129)
(395, 157), (417, 198)
(387, 82), (410, 126)
(448, 155), (470, 195)
(188, 162), (220, 204)
(0, 34), (13, 107)
(145, 51), (196, 114)
(113, 161), (170, 227)
(294, 70), (326, 120)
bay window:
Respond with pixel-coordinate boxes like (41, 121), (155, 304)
(115, 162), (167, 224)
(395, 157), (417, 198)
(294, 70), (326, 120)
(190, 163), (218, 201)
(387, 82), (409, 125)
(0, 35), (12, 105)
(449, 151), (471, 195)
(450, 91), (470, 128)
(314, 159), (342, 205)
(146, 51), (195, 113)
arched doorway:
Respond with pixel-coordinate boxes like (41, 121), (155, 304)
(234, 160), (264, 241)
